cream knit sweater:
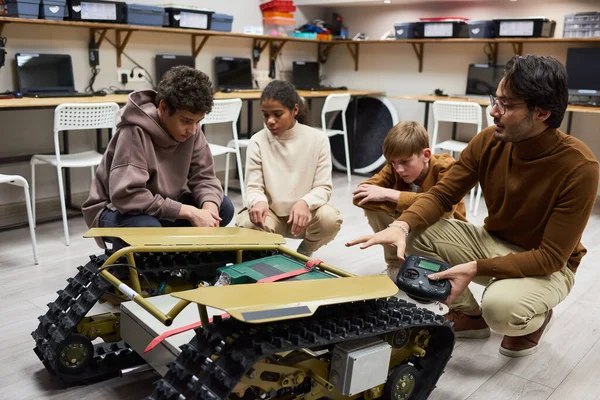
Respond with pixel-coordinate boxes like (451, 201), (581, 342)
(244, 121), (333, 216)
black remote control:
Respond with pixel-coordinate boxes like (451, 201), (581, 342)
(396, 255), (451, 303)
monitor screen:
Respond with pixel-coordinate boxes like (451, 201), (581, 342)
(292, 61), (320, 89)
(214, 57), (253, 90)
(566, 47), (600, 95)
(16, 53), (75, 93)
(466, 64), (505, 96)
(155, 55), (196, 83)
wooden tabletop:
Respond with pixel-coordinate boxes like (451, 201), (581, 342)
(0, 90), (384, 109)
(391, 94), (600, 114)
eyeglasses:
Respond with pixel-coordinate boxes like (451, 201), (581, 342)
(489, 95), (526, 116)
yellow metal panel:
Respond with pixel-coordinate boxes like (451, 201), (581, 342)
(172, 275), (399, 323)
(84, 227), (285, 247)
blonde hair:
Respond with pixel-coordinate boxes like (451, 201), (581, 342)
(382, 121), (429, 160)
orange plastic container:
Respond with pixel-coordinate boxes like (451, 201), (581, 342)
(263, 11), (294, 19)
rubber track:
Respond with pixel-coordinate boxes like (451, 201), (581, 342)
(32, 250), (278, 384)
(148, 297), (455, 400)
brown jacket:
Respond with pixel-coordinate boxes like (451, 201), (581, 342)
(354, 153), (467, 221)
(82, 90), (223, 244)
(399, 127), (599, 278)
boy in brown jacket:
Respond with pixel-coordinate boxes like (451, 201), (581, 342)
(352, 121), (466, 279)
(82, 66), (233, 249)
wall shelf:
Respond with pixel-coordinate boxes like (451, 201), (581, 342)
(1, 17), (599, 71)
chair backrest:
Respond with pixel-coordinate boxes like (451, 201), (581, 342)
(200, 99), (243, 126)
(322, 93), (351, 115)
(485, 104), (494, 127)
(432, 100), (482, 128)
(54, 102), (120, 133)
(321, 93), (351, 133)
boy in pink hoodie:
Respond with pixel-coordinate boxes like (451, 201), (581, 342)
(83, 66), (232, 249)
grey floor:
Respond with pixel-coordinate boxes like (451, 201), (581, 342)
(1, 171), (599, 399)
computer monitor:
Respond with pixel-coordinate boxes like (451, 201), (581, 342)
(465, 64), (505, 96)
(15, 53), (76, 94)
(214, 57), (253, 90)
(566, 47), (600, 96)
(155, 55), (196, 83)
(292, 61), (320, 90)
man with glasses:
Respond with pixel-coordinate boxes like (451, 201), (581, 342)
(347, 55), (599, 357)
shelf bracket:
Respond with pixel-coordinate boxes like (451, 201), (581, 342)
(116, 29), (135, 67)
(90, 28), (108, 47)
(269, 39), (286, 63)
(486, 42), (499, 65)
(345, 42), (359, 71)
(192, 34), (210, 58)
(318, 43), (336, 64)
(511, 41), (523, 56)
(0, 22), (7, 36)
(252, 38), (270, 68)
(411, 42), (424, 73)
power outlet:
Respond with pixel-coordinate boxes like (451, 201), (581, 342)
(117, 68), (147, 83)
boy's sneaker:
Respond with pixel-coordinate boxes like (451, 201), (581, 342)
(499, 309), (552, 357)
(444, 309), (491, 338)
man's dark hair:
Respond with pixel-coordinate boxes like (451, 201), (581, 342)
(156, 66), (213, 115)
(260, 80), (310, 125)
(502, 55), (568, 129)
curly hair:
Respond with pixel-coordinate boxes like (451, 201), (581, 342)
(156, 65), (213, 115)
(260, 80), (310, 125)
(502, 55), (568, 129)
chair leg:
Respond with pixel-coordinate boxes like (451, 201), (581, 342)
(473, 184), (483, 217)
(469, 187), (475, 214)
(22, 181), (39, 265)
(31, 161), (37, 228)
(342, 133), (351, 183)
(56, 166), (70, 246)
(234, 147), (245, 202)
(224, 153), (231, 196)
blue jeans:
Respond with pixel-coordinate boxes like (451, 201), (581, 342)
(99, 193), (234, 249)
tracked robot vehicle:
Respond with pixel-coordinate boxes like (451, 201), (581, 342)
(32, 227), (454, 399)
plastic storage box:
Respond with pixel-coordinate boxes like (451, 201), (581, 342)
(422, 20), (469, 38)
(5, 0), (41, 19)
(211, 13), (233, 32)
(493, 18), (556, 38)
(467, 20), (496, 38)
(164, 7), (213, 30)
(260, 0), (296, 13)
(264, 16), (294, 37)
(394, 22), (424, 39)
(563, 12), (600, 38)
(66, 0), (125, 22)
(39, 0), (65, 20)
(124, 4), (163, 27)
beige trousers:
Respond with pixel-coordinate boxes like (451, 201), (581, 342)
(364, 209), (403, 277)
(406, 218), (575, 337)
(236, 204), (342, 254)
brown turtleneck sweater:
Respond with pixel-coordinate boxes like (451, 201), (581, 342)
(353, 153), (467, 222)
(399, 126), (599, 279)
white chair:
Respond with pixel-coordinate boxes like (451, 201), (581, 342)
(321, 93), (352, 182)
(431, 100), (483, 216)
(31, 102), (120, 246)
(200, 99), (245, 202)
(485, 104), (494, 128)
(0, 174), (38, 264)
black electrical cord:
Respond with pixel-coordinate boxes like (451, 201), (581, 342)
(94, 262), (157, 296)
(86, 66), (101, 94)
(0, 36), (7, 69)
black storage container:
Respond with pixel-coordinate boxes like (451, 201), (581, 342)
(493, 18), (556, 38)
(394, 22), (424, 39)
(468, 20), (496, 38)
(66, 0), (125, 23)
(39, 0), (66, 20)
(4, 0), (41, 19)
(164, 7), (213, 30)
(124, 4), (163, 27)
(422, 20), (469, 38)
